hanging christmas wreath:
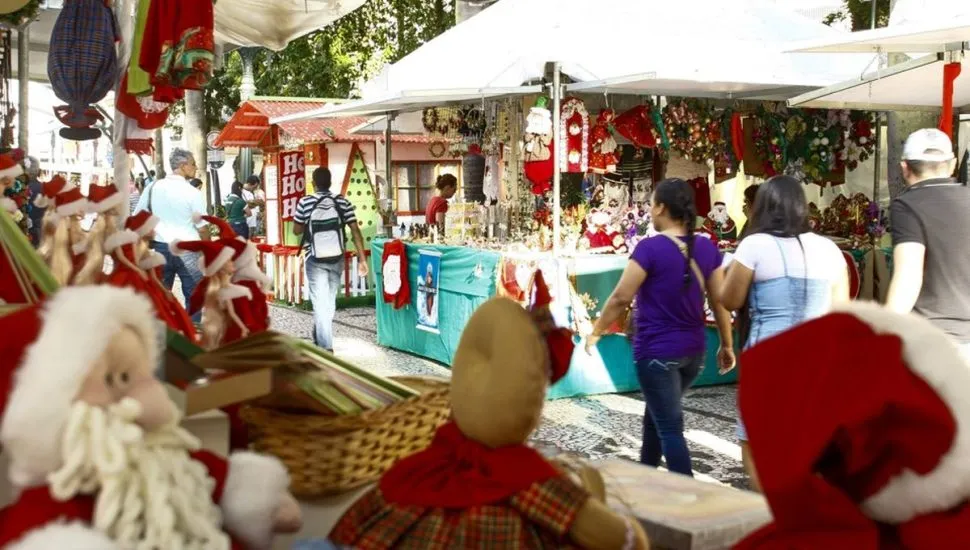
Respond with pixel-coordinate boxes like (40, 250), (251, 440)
(422, 108), (440, 134)
(0, 0), (42, 29)
(844, 111), (876, 171)
(752, 106), (787, 176)
(428, 141), (446, 158)
(662, 98), (724, 163)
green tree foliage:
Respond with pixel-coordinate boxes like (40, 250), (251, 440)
(823, 0), (891, 31)
(169, 0), (456, 136)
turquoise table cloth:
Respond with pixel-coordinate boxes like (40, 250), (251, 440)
(371, 241), (736, 400)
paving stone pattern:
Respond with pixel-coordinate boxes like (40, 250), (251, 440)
(269, 305), (751, 490)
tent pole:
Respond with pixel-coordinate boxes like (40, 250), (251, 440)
(552, 62), (562, 256)
(873, 113), (882, 205)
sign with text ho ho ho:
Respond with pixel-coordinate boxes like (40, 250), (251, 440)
(279, 151), (306, 222)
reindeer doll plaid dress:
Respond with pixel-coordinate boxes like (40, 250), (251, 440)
(331, 475), (589, 549)
(47, 0), (118, 136)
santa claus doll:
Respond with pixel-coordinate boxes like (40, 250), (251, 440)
(700, 202), (738, 242)
(197, 215), (272, 334)
(44, 182), (89, 286)
(588, 110), (619, 174)
(0, 285), (302, 549)
(125, 210), (199, 341)
(523, 97), (554, 196)
(173, 237), (253, 349)
(32, 174), (72, 263)
(737, 303), (970, 549)
(75, 182), (126, 286)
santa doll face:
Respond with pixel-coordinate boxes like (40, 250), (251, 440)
(74, 326), (175, 431)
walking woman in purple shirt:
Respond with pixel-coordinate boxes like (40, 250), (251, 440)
(587, 179), (735, 476)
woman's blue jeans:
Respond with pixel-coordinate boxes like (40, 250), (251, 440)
(230, 221), (250, 239)
(635, 353), (704, 476)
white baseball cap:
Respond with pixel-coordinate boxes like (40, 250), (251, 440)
(902, 128), (955, 162)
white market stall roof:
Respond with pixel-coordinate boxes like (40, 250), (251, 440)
(788, 53), (970, 111)
(788, 15), (970, 111)
(214, 0), (368, 52)
(271, 86), (543, 123)
(789, 17), (970, 53)
(277, 0), (874, 123)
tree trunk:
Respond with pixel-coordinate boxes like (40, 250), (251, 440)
(153, 127), (166, 178)
(185, 90), (208, 207)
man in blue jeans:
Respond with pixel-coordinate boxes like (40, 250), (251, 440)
(293, 168), (368, 352)
(135, 149), (209, 322)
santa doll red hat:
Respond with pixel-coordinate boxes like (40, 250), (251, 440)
(31, 174), (71, 209)
(0, 286), (301, 549)
(125, 208), (160, 238)
(736, 301), (970, 550)
(85, 181), (125, 214)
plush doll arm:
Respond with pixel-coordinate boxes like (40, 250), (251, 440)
(5, 522), (121, 550)
(0, 487), (119, 550)
(220, 451), (301, 549)
(569, 498), (649, 550)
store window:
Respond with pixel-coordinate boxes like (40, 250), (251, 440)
(393, 161), (460, 214)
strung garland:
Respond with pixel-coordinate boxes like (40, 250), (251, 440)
(0, 0), (41, 29)
(421, 106), (487, 138)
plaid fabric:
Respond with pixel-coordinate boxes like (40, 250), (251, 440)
(331, 476), (589, 549)
(48, 0), (118, 120)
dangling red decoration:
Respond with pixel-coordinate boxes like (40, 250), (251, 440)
(939, 62), (962, 139)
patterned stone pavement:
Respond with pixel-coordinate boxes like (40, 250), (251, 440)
(270, 305), (751, 490)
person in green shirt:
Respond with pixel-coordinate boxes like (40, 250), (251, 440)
(225, 180), (252, 239)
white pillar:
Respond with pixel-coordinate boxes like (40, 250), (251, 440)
(551, 63), (562, 256)
(112, 0), (136, 215)
(185, 90), (207, 203)
(17, 25), (28, 153)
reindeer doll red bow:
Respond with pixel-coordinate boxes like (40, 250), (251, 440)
(529, 270), (575, 383)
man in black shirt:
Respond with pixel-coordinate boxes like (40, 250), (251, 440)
(887, 128), (970, 353)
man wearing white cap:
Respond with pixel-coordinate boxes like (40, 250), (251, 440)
(887, 128), (969, 354)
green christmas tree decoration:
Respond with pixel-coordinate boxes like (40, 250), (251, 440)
(340, 146), (380, 252)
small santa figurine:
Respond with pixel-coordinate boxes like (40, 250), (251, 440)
(44, 181), (89, 286)
(197, 215), (272, 334)
(124, 210), (199, 341)
(0, 285), (302, 549)
(579, 209), (621, 253)
(173, 237), (252, 349)
(75, 182), (126, 285)
(701, 202), (738, 242)
(523, 97), (555, 196)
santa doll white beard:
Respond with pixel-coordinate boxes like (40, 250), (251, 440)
(709, 206), (730, 226)
(46, 398), (231, 550)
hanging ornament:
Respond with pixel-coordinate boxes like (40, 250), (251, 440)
(559, 98), (589, 173)
(588, 109), (619, 174)
(523, 97), (554, 195)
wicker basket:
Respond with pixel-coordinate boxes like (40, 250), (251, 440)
(241, 376), (450, 498)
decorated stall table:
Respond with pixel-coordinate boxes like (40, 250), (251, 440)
(372, 239), (738, 399)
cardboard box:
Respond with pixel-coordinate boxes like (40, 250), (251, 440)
(598, 459), (770, 550)
(165, 349), (273, 416)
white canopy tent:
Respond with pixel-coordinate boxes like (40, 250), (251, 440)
(214, 0), (369, 51)
(787, 18), (970, 110)
(268, 0), (878, 252)
(788, 53), (969, 111)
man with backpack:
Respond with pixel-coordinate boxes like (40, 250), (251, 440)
(293, 167), (369, 352)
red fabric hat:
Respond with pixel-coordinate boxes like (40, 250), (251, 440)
(0, 153), (23, 180)
(53, 185), (87, 218)
(124, 209), (159, 237)
(613, 105), (658, 149)
(86, 183), (124, 214)
(737, 302), (970, 550)
(116, 73), (169, 130)
(171, 238), (248, 277)
(0, 287), (157, 488)
(528, 271), (574, 383)
(32, 175), (72, 209)
(194, 214), (259, 265)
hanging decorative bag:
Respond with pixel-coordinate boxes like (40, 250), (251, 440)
(47, 0), (118, 141)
